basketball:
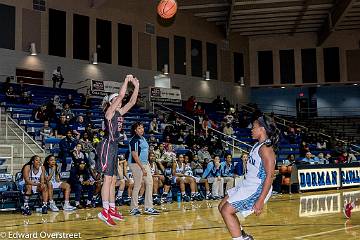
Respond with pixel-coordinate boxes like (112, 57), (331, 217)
(157, 0), (177, 19)
(279, 165), (287, 174)
(282, 177), (291, 186)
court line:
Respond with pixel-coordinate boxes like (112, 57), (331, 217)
(294, 225), (360, 239)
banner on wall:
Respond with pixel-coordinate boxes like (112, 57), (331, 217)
(149, 87), (182, 106)
(298, 168), (340, 191)
(90, 80), (122, 96)
(341, 167), (360, 187)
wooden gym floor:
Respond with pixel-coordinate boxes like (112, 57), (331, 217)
(0, 188), (359, 240)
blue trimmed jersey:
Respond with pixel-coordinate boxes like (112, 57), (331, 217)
(128, 135), (149, 164)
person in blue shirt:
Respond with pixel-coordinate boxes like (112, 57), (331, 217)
(72, 116), (86, 139)
(301, 152), (317, 164)
(59, 130), (77, 172)
(234, 153), (248, 187)
(128, 122), (160, 216)
(221, 154), (235, 193)
(202, 156), (224, 199)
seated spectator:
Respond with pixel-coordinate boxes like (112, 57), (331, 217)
(223, 111), (235, 125)
(64, 94), (75, 108)
(5, 86), (18, 103)
(149, 152), (164, 203)
(21, 155), (48, 215)
(80, 93), (92, 109)
(72, 143), (86, 165)
(316, 138), (327, 150)
(19, 81), (32, 104)
(175, 129), (187, 145)
(61, 103), (75, 121)
(43, 155), (76, 211)
(325, 153), (332, 163)
(40, 120), (53, 145)
(55, 114), (70, 138)
(154, 143), (167, 163)
(149, 117), (160, 134)
(223, 123), (234, 136)
(223, 97), (230, 111)
(183, 155), (210, 199)
(59, 130), (77, 171)
(299, 141), (310, 158)
(336, 151), (349, 164)
(68, 159), (96, 209)
(79, 132), (96, 167)
(317, 153), (329, 164)
(72, 116), (86, 139)
(301, 152), (317, 164)
(83, 111), (92, 126)
(148, 134), (159, 147)
(283, 154), (295, 166)
(194, 104), (205, 117)
(197, 145), (212, 164)
(118, 129), (128, 146)
(185, 130), (197, 148)
(164, 143), (177, 163)
(52, 95), (63, 111)
(34, 105), (49, 122)
(201, 115), (216, 137)
(220, 154), (235, 193)
(202, 156), (224, 199)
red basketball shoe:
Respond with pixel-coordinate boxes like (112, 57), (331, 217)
(98, 208), (116, 226)
(344, 202), (354, 219)
(109, 207), (124, 221)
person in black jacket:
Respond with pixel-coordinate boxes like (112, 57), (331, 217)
(59, 130), (77, 172)
(68, 159), (96, 209)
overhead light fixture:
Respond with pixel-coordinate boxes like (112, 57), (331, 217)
(240, 77), (245, 86)
(205, 71), (210, 81)
(317, 84), (321, 87)
(30, 42), (37, 56)
(353, 83), (358, 86)
(163, 64), (169, 75)
(92, 52), (98, 65)
(281, 86), (286, 89)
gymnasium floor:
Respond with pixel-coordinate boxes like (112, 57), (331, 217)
(1, 188), (359, 240)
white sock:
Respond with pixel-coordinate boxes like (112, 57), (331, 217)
(75, 201), (80, 206)
(64, 200), (70, 206)
(102, 201), (109, 210)
(181, 192), (186, 195)
(109, 202), (115, 209)
(233, 237), (244, 240)
(117, 190), (123, 197)
(86, 200), (91, 205)
(49, 200), (55, 204)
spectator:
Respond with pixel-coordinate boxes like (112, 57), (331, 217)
(83, 111), (93, 126)
(64, 94), (75, 108)
(149, 117), (159, 134)
(40, 120), (53, 145)
(72, 116), (86, 139)
(80, 93), (92, 109)
(72, 143), (86, 165)
(194, 104), (205, 116)
(55, 114), (70, 138)
(59, 130), (77, 171)
(283, 154), (295, 166)
(61, 103), (75, 121)
(19, 81), (32, 104)
(52, 66), (64, 88)
(79, 132), (96, 168)
(184, 96), (196, 114)
(69, 159), (96, 209)
(223, 123), (234, 136)
(185, 130), (197, 148)
(223, 111), (235, 125)
(316, 138), (327, 150)
(34, 105), (49, 122)
(212, 96), (222, 111)
(301, 152), (316, 164)
(197, 145), (212, 164)
(223, 97), (230, 111)
(220, 154), (235, 192)
(175, 129), (187, 145)
(201, 115), (216, 137)
(317, 153), (328, 164)
(325, 153), (333, 164)
(52, 95), (63, 110)
(154, 143), (166, 163)
(164, 143), (176, 163)
(299, 141), (310, 158)
(336, 151), (348, 164)
(5, 86), (17, 103)
(43, 155), (76, 211)
(148, 134), (159, 147)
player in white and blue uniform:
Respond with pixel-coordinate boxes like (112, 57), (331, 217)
(218, 115), (280, 240)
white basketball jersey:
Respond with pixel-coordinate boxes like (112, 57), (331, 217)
(245, 142), (267, 185)
(30, 166), (42, 184)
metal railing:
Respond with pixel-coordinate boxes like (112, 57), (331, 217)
(2, 111), (45, 163)
(152, 103), (196, 135)
(0, 145), (14, 175)
(208, 127), (251, 155)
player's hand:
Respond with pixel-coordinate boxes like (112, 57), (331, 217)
(125, 75), (133, 82)
(142, 169), (147, 176)
(132, 77), (140, 87)
(253, 199), (264, 216)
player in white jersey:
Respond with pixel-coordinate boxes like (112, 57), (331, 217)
(218, 115), (280, 240)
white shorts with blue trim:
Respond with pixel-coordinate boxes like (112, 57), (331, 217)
(227, 180), (272, 218)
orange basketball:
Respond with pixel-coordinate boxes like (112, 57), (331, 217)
(157, 0), (177, 19)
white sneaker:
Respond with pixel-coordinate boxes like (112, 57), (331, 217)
(63, 204), (76, 211)
(49, 203), (59, 212)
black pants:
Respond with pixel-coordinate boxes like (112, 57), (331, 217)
(72, 183), (95, 202)
(52, 77), (64, 88)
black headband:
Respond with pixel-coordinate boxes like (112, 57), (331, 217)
(257, 116), (272, 133)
